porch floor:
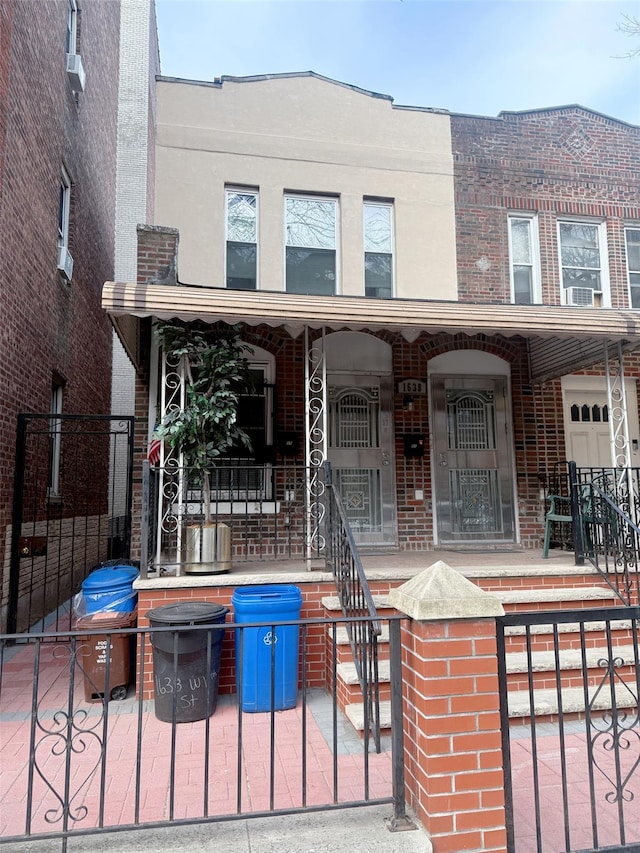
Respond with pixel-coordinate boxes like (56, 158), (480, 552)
(145, 547), (579, 587)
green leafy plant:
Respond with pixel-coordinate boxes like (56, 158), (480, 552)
(155, 320), (253, 523)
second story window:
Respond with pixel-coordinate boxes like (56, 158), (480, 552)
(57, 167), (73, 281)
(285, 195), (337, 295)
(625, 227), (640, 308)
(364, 201), (393, 298)
(66, 0), (78, 54)
(558, 220), (606, 306)
(508, 215), (540, 304)
(226, 189), (258, 290)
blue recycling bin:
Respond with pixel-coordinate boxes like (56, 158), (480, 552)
(232, 584), (302, 712)
(82, 565), (139, 614)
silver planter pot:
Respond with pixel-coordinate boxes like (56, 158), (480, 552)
(184, 522), (232, 574)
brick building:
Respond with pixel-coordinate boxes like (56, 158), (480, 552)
(102, 74), (640, 574)
(1, 0), (122, 632)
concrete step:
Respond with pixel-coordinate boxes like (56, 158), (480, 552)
(334, 625), (389, 645)
(506, 644), (638, 674)
(503, 619), (637, 653)
(508, 684), (638, 720)
(321, 595), (394, 612)
(345, 699), (392, 732)
(497, 586), (620, 608)
(337, 659), (390, 685)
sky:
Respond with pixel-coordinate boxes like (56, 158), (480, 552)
(154, 0), (640, 126)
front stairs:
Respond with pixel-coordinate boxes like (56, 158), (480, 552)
(321, 560), (637, 735)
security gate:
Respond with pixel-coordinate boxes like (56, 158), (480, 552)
(8, 414), (135, 634)
(497, 606), (640, 852)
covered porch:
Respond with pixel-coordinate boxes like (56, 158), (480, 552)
(102, 275), (640, 578)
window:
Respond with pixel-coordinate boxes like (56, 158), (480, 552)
(558, 220), (607, 305)
(226, 189), (257, 290)
(625, 227), (640, 308)
(210, 347), (275, 498)
(66, 0), (78, 54)
(57, 167), (73, 280)
(508, 215), (540, 304)
(48, 383), (63, 498)
(364, 201), (393, 298)
(285, 195), (337, 295)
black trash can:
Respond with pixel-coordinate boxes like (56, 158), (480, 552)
(147, 601), (229, 723)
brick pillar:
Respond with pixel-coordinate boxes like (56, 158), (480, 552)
(389, 560), (508, 853)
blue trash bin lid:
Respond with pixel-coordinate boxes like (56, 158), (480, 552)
(146, 601), (229, 626)
(231, 584), (302, 602)
(82, 566), (137, 592)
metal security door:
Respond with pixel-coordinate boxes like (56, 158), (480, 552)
(432, 376), (514, 543)
(328, 375), (396, 546)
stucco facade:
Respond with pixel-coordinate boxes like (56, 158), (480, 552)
(154, 74), (458, 300)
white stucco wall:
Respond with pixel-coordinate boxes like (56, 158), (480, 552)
(154, 74), (458, 300)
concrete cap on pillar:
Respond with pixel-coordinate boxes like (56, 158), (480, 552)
(387, 560), (505, 620)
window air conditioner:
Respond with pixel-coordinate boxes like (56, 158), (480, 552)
(566, 286), (595, 307)
(66, 53), (85, 92)
(57, 246), (74, 281)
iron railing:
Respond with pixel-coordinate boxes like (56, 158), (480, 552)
(142, 463), (324, 575)
(542, 464), (640, 605)
(0, 614), (407, 852)
(325, 464), (382, 753)
(9, 414), (135, 634)
(497, 605), (640, 853)
(573, 465), (640, 606)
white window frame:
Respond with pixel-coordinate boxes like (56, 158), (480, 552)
(624, 226), (640, 309)
(363, 199), (394, 298)
(66, 0), (78, 55)
(557, 218), (610, 307)
(58, 167), (71, 253)
(284, 193), (339, 295)
(48, 384), (63, 498)
(507, 213), (541, 304)
(225, 187), (258, 290)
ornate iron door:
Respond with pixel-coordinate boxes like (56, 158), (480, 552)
(328, 375), (396, 546)
(432, 376), (514, 543)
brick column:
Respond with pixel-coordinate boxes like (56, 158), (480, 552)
(389, 560), (508, 853)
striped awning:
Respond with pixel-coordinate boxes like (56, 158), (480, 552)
(102, 280), (640, 383)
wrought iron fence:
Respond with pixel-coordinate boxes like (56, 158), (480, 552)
(325, 464), (382, 753)
(9, 415), (134, 634)
(497, 605), (640, 853)
(574, 466), (640, 606)
(0, 614), (406, 852)
(142, 463), (324, 576)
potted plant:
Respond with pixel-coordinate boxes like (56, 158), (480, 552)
(154, 320), (253, 573)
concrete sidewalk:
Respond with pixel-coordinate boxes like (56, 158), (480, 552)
(5, 805), (433, 852)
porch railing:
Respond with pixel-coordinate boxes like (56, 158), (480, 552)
(572, 465), (640, 606)
(142, 462), (324, 575)
(325, 463), (382, 753)
(543, 463), (640, 604)
(0, 614), (405, 852)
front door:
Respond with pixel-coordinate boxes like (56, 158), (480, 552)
(328, 374), (396, 546)
(561, 376), (640, 468)
(431, 375), (515, 543)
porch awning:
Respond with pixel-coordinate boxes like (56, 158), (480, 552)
(102, 281), (640, 384)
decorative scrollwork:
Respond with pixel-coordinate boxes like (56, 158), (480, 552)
(31, 643), (105, 827)
(589, 654), (640, 805)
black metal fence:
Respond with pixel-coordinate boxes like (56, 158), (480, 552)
(497, 605), (640, 853)
(543, 464), (640, 605)
(0, 614), (407, 852)
(8, 415), (135, 635)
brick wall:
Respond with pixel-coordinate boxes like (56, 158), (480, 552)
(0, 0), (121, 630)
(451, 108), (640, 306)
